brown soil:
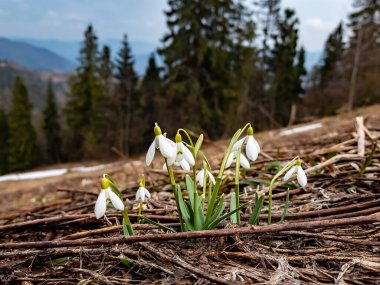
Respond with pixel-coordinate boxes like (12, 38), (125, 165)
(0, 105), (379, 284)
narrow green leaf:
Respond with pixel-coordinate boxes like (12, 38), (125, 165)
(248, 193), (264, 225)
(208, 201), (251, 230)
(119, 254), (134, 268)
(194, 134), (203, 156)
(140, 215), (176, 232)
(48, 256), (71, 266)
(230, 192), (237, 223)
(186, 175), (195, 208)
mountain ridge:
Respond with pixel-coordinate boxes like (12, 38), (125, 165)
(0, 38), (76, 72)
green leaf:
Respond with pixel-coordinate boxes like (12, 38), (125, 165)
(248, 193), (264, 225)
(48, 256), (71, 266)
(207, 201), (250, 230)
(230, 192), (237, 223)
(207, 196), (226, 229)
(194, 134), (203, 156)
(140, 215), (176, 232)
(177, 185), (194, 231)
(119, 254), (134, 268)
(186, 175), (195, 208)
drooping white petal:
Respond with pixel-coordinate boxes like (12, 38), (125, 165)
(284, 166), (296, 181)
(136, 187), (149, 202)
(246, 136), (258, 161)
(179, 159), (191, 172)
(162, 163), (168, 172)
(240, 154), (250, 170)
(136, 188), (142, 201)
(225, 152), (235, 168)
(297, 166), (307, 187)
(107, 188), (125, 210)
(252, 137), (261, 154)
(180, 143), (195, 166)
(146, 139), (156, 166)
(232, 137), (246, 152)
(167, 154), (176, 165)
(158, 135), (175, 158)
(196, 169), (205, 187)
(94, 190), (107, 219)
(144, 188), (151, 199)
(207, 170), (216, 185)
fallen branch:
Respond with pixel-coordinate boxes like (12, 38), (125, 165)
(1, 214), (379, 250)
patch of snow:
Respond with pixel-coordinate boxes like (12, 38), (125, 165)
(279, 123), (322, 136)
(0, 169), (68, 182)
(71, 163), (114, 173)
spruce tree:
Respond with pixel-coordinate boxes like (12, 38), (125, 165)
(140, 54), (162, 145)
(319, 23), (344, 88)
(8, 76), (37, 171)
(270, 9), (305, 125)
(43, 80), (61, 163)
(159, 0), (255, 138)
(99, 45), (113, 88)
(0, 109), (8, 174)
(65, 25), (102, 159)
(115, 34), (138, 155)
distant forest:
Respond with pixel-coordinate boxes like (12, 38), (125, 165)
(0, 0), (379, 174)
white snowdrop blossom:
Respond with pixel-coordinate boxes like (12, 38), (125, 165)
(163, 158), (191, 172)
(283, 160), (307, 187)
(136, 186), (151, 202)
(146, 123), (176, 166)
(196, 168), (216, 187)
(163, 133), (195, 172)
(232, 126), (260, 162)
(225, 151), (250, 170)
(94, 187), (124, 219)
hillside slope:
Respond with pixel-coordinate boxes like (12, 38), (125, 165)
(0, 38), (75, 72)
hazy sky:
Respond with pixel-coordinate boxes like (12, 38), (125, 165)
(0, 0), (352, 51)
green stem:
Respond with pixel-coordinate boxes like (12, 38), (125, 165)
(122, 208), (134, 236)
(267, 156), (299, 225)
(235, 148), (241, 224)
(166, 159), (185, 231)
(138, 201), (143, 224)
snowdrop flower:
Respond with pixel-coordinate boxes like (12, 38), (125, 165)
(163, 158), (191, 172)
(94, 178), (124, 219)
(232, 126), (260, 162)
(163, 133), (195, 172)
(225, 151), (250, 170)
(146, 123), (176, 166)
(136, 185), (151, 202)
(283, 159), (307, 187)
(196, 168), (216, 187)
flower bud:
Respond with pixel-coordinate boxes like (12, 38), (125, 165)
(247, 126), (254, 136)
(175, 133), (182, 143)
(154, 123), (162, 136)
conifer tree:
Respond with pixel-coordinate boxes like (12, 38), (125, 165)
(8, 76), (37, 171)
(99, 45), (113, 89)
(115, 34), (138, 155)
(65, 25), (102, 159)
(270, 9), (305, 125)
(159, 0), (255, 138)
(0, 109), (9, 174)
(98, 44), (119, 154)
(140, 54), (162, 145)
(43, 80), (61, 163)
(319, 22), (344, 88)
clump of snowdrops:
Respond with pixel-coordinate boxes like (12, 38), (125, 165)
(94, 123), (308, 235)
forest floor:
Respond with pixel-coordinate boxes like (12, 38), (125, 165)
(0, 104), (380, 284)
